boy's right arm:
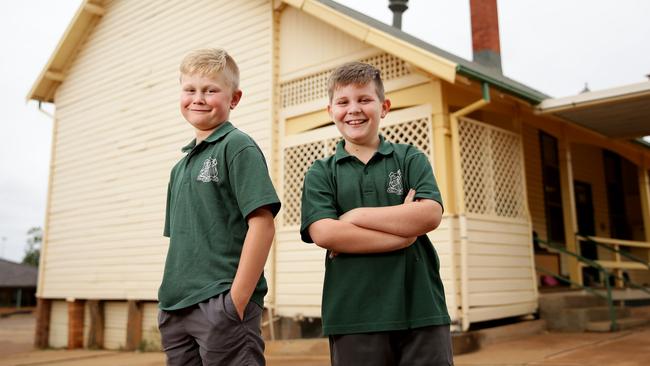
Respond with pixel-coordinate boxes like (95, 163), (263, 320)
(308, 218), (415, 254)
(301, 165), (416, 254)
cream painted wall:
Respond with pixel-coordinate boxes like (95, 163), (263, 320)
(279, 6), (373, 80)
(48, 300), (68, 348)
(40, 0), (273, 300)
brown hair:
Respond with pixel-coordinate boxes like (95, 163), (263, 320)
(179, 48), (240, 90)
(327, 62), (385, 102)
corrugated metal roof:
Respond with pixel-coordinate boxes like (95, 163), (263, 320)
(537, 81), (650, 139)
(316, 0), (549, 104)
(0, 259), (38, 288)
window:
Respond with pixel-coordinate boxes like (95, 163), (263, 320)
(539, 132), (565, 243)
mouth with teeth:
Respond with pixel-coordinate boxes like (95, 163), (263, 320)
(345, 118), (367, 125)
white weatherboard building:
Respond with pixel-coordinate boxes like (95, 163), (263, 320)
(29, 0), (650, 349)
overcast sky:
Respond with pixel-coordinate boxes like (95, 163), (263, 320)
(1, 0), (649, 262)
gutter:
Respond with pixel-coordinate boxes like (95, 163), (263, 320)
(37, 101), (54, 119)
(456, 65), (545, 105)
(449, 82), (491, 331)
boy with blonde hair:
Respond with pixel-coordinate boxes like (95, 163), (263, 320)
(301, 62), (453, 365)
(158, 48), (280, 366)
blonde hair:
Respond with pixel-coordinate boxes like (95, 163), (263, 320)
(179, 48), (240, 90)
(327, 62), (385, 102)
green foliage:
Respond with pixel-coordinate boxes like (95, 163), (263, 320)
(22, 227), (42, 267)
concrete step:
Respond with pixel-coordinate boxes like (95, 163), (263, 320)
(539, 293), (607, 320)
(584, 306), (631, 322)
(586, 317), (650, 332)
(562, 295), (608, 308)
(546, 306), (631, 332)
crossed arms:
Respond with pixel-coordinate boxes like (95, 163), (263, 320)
(307, 189), (443, 254)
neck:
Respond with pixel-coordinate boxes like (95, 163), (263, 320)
(195, 130), (212, 145)
(195, 123), (224, 144)
(344, 136), (380, 164)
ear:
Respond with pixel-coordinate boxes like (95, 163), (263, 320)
(380, 98), (391, 118)
(327, 104), (333, 120)
(230, 90), (243, 109)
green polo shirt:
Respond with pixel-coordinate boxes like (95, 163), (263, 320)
(300, 136), (449, 335)
(159, 121), (281, 311)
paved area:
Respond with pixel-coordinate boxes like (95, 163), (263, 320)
(1, 313), (649, 365)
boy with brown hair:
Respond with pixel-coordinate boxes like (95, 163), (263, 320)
(158, 48), (280, 366)
(300, 61), (453, 365)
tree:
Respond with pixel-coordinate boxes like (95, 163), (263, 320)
(23, 227), (42, 267)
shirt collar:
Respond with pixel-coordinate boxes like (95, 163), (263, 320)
(334, 134), (394, 163)
(181, 121), (235, 152)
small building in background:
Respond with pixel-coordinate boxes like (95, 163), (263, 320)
(0, 259), (37, 309)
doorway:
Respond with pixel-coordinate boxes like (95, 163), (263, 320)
(574, 180), (599, 286)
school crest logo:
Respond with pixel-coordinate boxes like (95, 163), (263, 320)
(387, 169), (403, 195)
(197, 158), (219, 183)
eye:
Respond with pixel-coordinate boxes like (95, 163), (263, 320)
(207, 89), (218, 94)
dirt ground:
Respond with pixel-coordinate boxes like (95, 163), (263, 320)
(1, 312), (650, 366)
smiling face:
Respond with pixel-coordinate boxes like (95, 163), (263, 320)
(180, 72), (242, 141)
(328, 81), (391, 149)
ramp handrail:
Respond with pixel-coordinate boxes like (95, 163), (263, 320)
(576, 235), (650, 270)
(535, 237), (619, 331)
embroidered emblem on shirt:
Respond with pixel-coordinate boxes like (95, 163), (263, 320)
(197, 158), (219, 183)
(387, 169), (403, 195)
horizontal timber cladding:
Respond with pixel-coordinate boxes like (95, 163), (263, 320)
(141, 302), (162, 351)
(465, 216), (537, 322)
(103, 301), (128, 350)
(457, 117), (537, 323)
(42, 0), (273, 300)
(48, 300), (68, 348)
(274, 217), (457, 320)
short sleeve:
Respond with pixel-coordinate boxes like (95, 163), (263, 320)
(300, 161), (339, 243)
(229, 146), (281, 219)
(405, 151), (444, 213)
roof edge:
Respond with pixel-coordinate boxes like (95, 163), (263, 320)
(27, 0), (105, 103)
(456, 64), (546, 105)
(537, 80), (650, 114)
(287, 0), (458, 83)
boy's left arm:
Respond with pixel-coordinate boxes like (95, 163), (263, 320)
(340, 196), (442, 238)
(228, 145), (281, 320)
(341, 151), (443, 237)
(230, 206), (275, 320)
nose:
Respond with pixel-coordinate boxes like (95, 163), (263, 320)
(192, 91), (206, 104)
(347, 102), (361, 114)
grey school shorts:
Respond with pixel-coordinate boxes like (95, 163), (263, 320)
(158, 291), (265, 366)
(329, 324), (453, 366)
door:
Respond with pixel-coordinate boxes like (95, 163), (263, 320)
(574, 181), (599, 285)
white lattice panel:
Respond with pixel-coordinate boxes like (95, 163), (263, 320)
(459, 117), (527, 219)
(282, 105), (433, 227)
(280, 53), (411, 108)
(283, 140), (328, 226)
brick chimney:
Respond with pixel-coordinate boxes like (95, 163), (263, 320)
(470, 0), (502, 72)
